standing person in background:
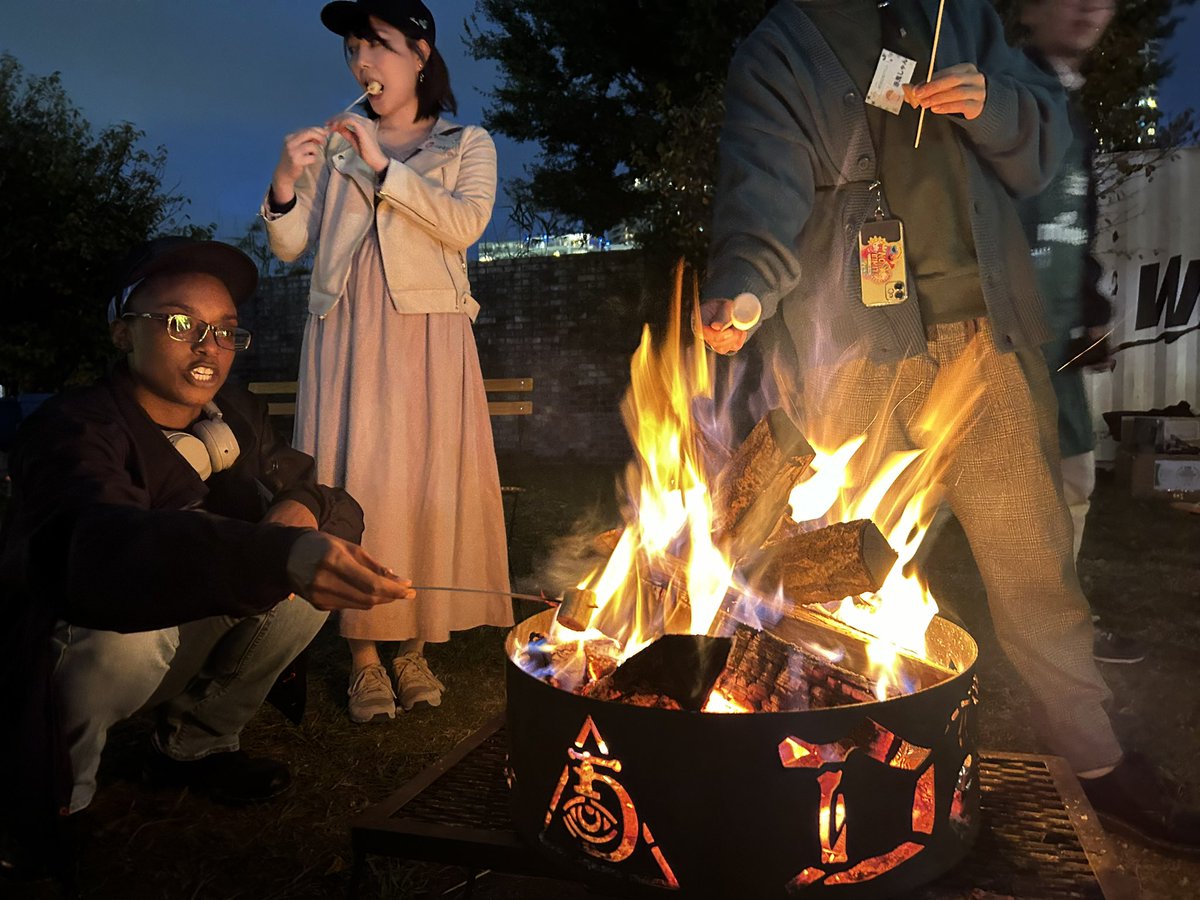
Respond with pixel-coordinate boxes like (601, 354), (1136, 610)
(263, 0), (512, 725)
(1019, 0), (1143, 664)
(701, 0), (1200, 854)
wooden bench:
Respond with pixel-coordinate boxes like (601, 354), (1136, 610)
(247, 378), (533, 543)
(247, 378), (534, 421)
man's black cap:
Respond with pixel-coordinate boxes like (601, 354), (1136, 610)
(321, 0), (436, 46)
(107, 237), (258, 323)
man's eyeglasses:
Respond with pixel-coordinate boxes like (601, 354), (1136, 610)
(122, 313), (253, 351)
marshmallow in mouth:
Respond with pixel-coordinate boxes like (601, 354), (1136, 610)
(366, 80), (383, 95)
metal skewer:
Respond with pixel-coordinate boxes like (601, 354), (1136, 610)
(409, 584), (559, 605)
(408, 585), (600, 632)
(914, 0), (947, 149)
(1056, 329), (1115, 372)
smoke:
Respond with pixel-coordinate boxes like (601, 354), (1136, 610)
(530, 506), (621, 599)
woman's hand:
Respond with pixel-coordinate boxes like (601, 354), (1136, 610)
(271, 126), (329, 206)
(286, 531), (416, 612)
(326, 112), (389, 175)
(903, 64), (987, 120)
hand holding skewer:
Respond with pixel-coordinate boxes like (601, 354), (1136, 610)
(326, 112), (389, 175)
(904, 64), (988, 122)
(906, 0), (987, 148)
(698, 294), (761, 356)
(286, 532), (416, 612)
(268, 82), (385, 207)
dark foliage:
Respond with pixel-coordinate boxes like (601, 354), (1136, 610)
(0, 53), (211, 393)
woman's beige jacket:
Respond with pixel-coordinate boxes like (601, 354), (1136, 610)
(262, 118), (496, 320)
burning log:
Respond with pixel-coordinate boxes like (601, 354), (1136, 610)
(771, 607), (955, 693)
(713, 409), (815, 559)
(518, 631), (621, 693)
(710, 615), (954, 713)
(582, 634), (732, 712)
(592, 528), (623, 556)
(712, 625), (877, 712)
(751, 519), (898, 607)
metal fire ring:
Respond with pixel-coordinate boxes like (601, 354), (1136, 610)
(348, 715), (1130, 900)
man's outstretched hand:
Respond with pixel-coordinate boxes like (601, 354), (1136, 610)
(286, 531), (415, 611)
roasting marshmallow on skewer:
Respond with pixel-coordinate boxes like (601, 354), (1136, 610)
(402, 583), (599, 634)
(730, 293), (762, 331)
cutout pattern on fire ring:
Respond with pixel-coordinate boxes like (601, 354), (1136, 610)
(780, 680), (976, 893)
(542, 716), (680, 889)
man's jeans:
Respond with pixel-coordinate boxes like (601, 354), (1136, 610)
(51, 600), (327, 812)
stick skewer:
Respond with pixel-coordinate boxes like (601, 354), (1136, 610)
(342, 80), (383, 113)
(914, 0), (947, 149)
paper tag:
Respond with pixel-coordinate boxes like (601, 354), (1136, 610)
(866, 50), (917, 115)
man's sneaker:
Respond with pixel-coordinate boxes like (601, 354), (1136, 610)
(1094, 629), (1146, 664)
(1080, 753), (1200, 855)
(144, 749), (291, 805)
(392, 651), (445, 711)
(347, 663), (396, 723)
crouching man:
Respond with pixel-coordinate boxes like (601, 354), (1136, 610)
(0, 237), (414, 873)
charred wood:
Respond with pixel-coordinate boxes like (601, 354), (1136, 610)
(583, 634), (732, 712)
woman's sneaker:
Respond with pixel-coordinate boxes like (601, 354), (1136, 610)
(392, 652), (445, 711)
(347, 663), (396, 723)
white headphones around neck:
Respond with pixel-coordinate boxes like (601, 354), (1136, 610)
(164, 402), (240, 481)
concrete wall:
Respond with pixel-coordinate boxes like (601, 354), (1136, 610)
(233, 251), (655, 463)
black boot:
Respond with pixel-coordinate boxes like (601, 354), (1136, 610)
(144, 749), (291, 806)
(1081, 753), (1200, 855)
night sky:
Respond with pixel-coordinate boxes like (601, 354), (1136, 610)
(2, 0), (1198, 244)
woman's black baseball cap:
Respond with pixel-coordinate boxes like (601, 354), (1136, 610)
(320, 0), (436, 46)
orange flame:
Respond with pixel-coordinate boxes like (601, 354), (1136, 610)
(529, 267), (987, 692)
(573, 267), (734, 658)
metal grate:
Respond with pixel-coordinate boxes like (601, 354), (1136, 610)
(401, 732), (511, 828)
(351, 717), (1125, 899)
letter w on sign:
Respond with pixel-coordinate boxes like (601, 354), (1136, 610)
(1136, 255), (1200, 332)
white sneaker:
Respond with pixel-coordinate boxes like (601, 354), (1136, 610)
(347, 663), (396, 723)
(391, 652), (445, 711)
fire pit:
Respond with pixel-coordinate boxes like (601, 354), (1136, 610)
(503, 276), (994, 897)
(506, 607), (979, 899)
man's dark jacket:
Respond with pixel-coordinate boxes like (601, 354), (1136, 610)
(0, 367), (363, 869)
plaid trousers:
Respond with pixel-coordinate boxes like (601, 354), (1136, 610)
(801, 318), (1121, 772)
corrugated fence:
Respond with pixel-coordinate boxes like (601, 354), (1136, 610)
(1088, 147), (1200, 459)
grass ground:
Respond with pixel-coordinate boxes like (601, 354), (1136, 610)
(6, 462), (1199, 899)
